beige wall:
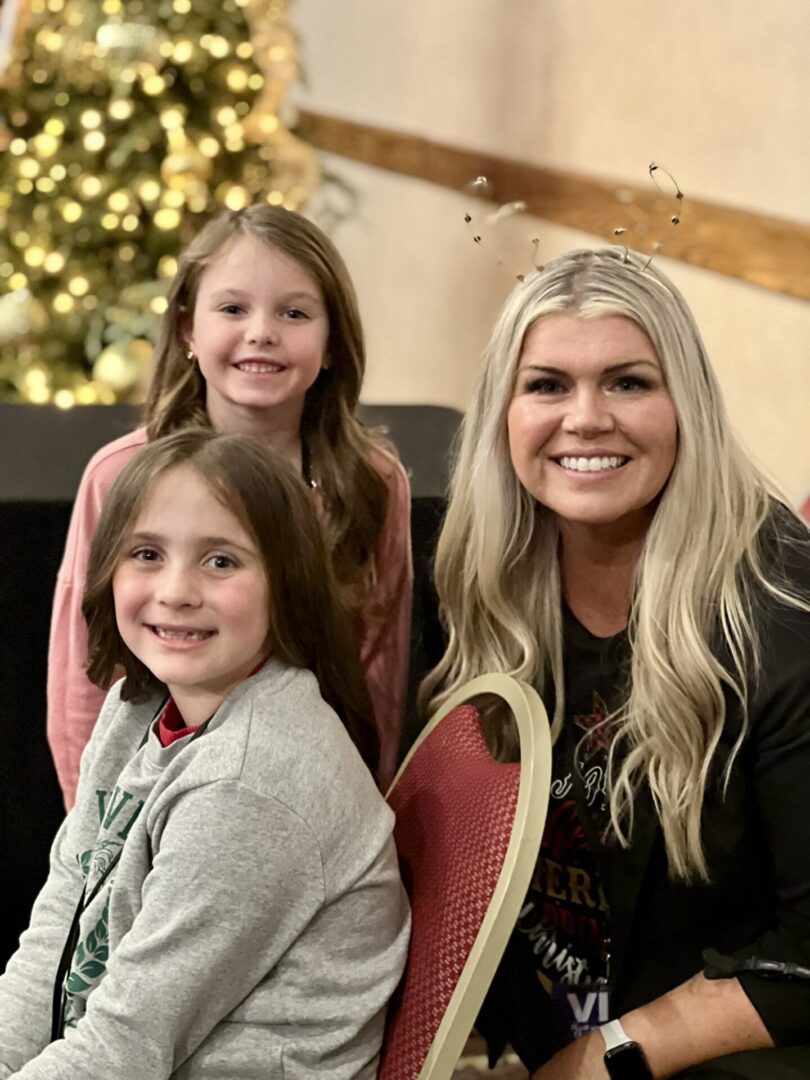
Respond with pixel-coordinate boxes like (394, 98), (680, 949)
(293, 0), (810, 504)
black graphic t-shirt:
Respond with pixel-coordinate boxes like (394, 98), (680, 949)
(515, 607), (628, 1029)
(479, 535), (810, 1071)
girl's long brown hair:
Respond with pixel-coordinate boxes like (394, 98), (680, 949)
(82, 427), (379, 772)
(144, 205), (391, 609)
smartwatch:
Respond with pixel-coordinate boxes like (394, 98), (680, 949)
(600, 1019), (653, 1079)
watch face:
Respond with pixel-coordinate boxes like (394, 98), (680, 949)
(604, 1041), (653, 1080)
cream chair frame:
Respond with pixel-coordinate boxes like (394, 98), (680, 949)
(385, 674), (552, 1080)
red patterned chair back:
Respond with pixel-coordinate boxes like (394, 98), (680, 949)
(379, 675), (552, 1080)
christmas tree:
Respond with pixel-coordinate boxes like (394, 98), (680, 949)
(0, 0), (320, 404)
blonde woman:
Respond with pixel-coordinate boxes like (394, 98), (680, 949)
(422, 248), (810, 1079)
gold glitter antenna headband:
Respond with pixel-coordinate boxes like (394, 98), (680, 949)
(463, 176), (536, 275)
(612, 163), (684, 269)
(463, 162), (685, 280)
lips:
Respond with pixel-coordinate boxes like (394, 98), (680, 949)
(556, 455), (629, 473)
(233, 359), (285, 374)
(148, 625), (216, 642)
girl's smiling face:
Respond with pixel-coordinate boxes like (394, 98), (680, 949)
(186, 232), (329, 434)
(112, 465), (270, 726)
(507, 313), (678, 539)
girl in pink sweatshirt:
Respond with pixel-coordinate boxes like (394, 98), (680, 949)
(48, 205), (412, 806)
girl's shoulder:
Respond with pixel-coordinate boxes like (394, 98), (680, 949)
(214, 663), (389, 831)
(241, 663), (362, 761)
(78, 427), (148, 497)
(63, 428), (149, 558)
(367, 442), (409, 488)
(365, 444), (411, 525)
(74, 680), (164, 794)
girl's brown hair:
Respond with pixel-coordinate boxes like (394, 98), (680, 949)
(144, 205), (390, 608)
(82, 427), (379, 772)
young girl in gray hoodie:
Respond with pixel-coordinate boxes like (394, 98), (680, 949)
(0, 428), (410, 1079)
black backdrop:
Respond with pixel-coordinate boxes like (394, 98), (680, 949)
(0, 502), (72, 967)
(0, 403), (457, 970)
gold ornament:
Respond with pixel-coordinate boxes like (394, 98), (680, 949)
(160, 142), (214, 190)
(240, 0), (320, 205)
(95, 22), (168, 68)
(255, 129), (319, 210)
(92, 337), (153, 401)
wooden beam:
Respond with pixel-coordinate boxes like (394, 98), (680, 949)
(298, 109), (810, 302)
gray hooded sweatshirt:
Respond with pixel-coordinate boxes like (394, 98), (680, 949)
(0, 659), (410, 1078)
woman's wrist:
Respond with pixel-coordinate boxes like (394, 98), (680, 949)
(532, 972), (771, 1079)
(619, 997), (689, 1079)
(530, 1029), (609, 1079)
(618, 972), (772, 1079)
(599, 1018), (653, 1078)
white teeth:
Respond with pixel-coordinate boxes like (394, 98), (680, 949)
(236, 361), (282, 374)
(153, 627), (211, 641)
(558, 455), (627, 473)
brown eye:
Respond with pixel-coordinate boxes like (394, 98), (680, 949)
(205, 553), (237, 570)
(132, 548), (160, 562)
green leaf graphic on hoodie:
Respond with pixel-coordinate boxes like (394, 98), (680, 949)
(63, 897), (111, 1026)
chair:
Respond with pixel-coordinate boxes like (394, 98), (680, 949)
(379, 674), (552, 1080)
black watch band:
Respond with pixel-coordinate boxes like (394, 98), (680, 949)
(601, 1019), (653, 1079)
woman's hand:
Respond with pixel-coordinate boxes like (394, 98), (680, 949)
(530, 1030), (609, 1079)
(531, 972), (773, 1079)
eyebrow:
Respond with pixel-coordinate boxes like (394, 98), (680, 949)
(128, 531), (256, 556)
(208, 287), (322, 305)
(518, 359), (660, 376)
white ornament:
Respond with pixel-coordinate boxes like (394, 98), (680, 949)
(0, 0), (21, 78)
(0, 289), (35, 344)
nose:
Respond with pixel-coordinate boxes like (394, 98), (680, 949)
(561, 387), (615, 438)
(155, 563), (201, 609)
(244, 313), (278, 346)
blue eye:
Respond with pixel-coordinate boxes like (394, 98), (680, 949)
(219, 303), (244, 315)
(525, 377), (565, 395)
(612, 375), (650, 393)
(283, 308), (308, 320)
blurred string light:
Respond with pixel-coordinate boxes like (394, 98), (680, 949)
(0, 0), (321, 403)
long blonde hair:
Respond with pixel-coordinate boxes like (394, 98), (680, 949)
(144, 205), (390, 602)
(422, 247), (808, 880)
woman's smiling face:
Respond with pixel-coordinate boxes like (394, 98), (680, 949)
(507, 313), (679, 537)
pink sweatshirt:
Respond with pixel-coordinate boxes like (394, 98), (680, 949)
(47, 427), (413, 806)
